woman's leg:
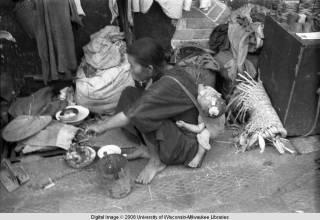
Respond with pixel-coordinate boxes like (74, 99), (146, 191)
(157, 120), (207, 168)
(156, 120), (199, 166)
(129, 119), (208, 184)
(135, 132), (166, 185)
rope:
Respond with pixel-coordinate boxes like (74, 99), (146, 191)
(163, 75), (205, 118)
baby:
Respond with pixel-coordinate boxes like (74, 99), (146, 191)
(176, 84), (226, 168)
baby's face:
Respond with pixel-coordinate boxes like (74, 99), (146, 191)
(197, 84), (222, 117)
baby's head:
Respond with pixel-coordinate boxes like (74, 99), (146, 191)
(197, 84), (226, 117)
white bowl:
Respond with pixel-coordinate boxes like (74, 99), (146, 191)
(97, 145), (122, 159)
(56, 105), (89, 124)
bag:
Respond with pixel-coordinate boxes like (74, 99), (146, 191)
(75, 60), (134, 115)
(75, 25), (134, 115)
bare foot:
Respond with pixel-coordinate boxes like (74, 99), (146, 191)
(188, 144), (206, 168)
(126, 145), (150, 160)
(135, 159), (166, 184)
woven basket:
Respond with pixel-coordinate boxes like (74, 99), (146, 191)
(2, 115), (52, 142)
(227, 72), (294, 154)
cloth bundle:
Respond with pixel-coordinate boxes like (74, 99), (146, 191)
(209, 23), (230, 54)
(208, 3), (268, 83)
(172, 44), (220, 88)
(75, 26), (134, 115)
(224, 4), (267, 80)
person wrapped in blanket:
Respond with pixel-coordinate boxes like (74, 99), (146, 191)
(85, 38), (214, 184)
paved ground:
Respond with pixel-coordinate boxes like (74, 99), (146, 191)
(0, 129), (319, 213)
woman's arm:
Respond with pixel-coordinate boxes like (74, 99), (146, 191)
(85, 112), (130, 135)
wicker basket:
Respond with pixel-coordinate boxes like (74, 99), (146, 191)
(228, 72), (295, 154)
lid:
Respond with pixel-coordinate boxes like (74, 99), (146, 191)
(2, 115), (52, 142)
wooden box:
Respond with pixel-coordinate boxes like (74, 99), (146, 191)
(259, 16), (320, 136)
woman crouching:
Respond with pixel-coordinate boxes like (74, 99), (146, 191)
(85, 38), (207, 184)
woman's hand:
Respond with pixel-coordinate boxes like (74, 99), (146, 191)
(84, 124), (102, 136)
(84, 112), (130, 137)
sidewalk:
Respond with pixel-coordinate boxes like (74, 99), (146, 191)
(0, 129), (319, 213)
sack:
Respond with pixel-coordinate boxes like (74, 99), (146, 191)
(75, 25), (134, 115)
(75, 59), (134, 115)
(83, 26), (125, 70)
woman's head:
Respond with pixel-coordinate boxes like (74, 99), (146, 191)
(127, 37), (165, 82)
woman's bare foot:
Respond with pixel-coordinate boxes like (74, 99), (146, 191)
(135, 158), (166, 184)
(126, 145), (150, 160)
(188, 144), (206, 168)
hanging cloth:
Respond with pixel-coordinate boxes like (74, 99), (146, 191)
(33, 0), (78, 84)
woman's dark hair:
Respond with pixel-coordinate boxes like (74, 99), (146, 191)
(127, 37), (165, 68)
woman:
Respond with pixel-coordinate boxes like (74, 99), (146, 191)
(85, 38), (206, 184)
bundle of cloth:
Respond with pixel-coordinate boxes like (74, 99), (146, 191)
(75, 26), (134, 115)
(171, 43), (220, 88)
(209, 4), (269, 97)
(228, 3), (267, 62)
